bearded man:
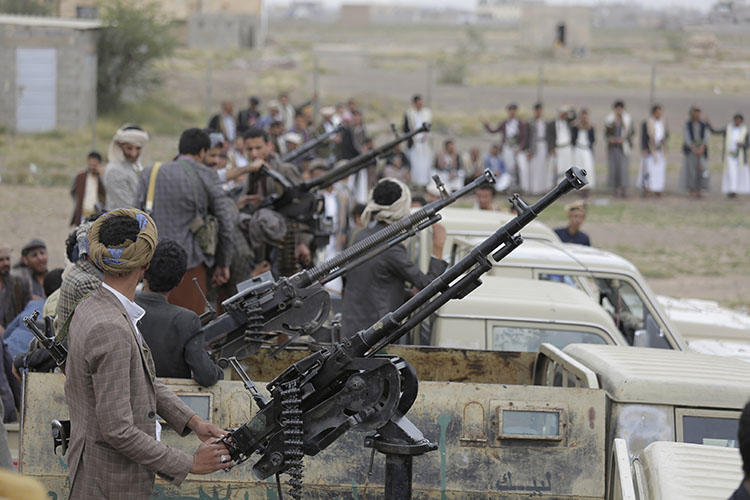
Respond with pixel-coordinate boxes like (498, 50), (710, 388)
(103, 124), (149, 210)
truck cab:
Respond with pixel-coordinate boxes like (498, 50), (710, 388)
(19, 342), (748, 499)
(451, 237), (688, 351)
(429, 275), (627, 352)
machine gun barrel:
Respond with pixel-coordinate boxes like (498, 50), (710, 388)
(347, 167), (588, 357)
(23, 311), (67, 366)
(280, 125), (343, 164)
(296, 167), (495, 287)
(301, 122), (430, 193)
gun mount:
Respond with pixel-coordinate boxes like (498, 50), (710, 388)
(203, 168), (496, 362)
(221, 167), (588, 499)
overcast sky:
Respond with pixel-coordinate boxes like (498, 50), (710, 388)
(268, 0), (714, 13)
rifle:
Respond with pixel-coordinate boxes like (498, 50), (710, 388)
(203, 168), (496, 362)
(279, 124), (344, 164)
(220, 167), (587, 499)
(23, 311), (67, 366)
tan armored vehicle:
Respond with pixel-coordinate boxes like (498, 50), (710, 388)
(19, 342), (747, 499)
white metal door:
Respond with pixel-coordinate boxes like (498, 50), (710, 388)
(16, 47), (57, 132)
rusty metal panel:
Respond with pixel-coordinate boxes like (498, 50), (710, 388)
(23, 372), (606, 499)
(241, 345), (537, 386)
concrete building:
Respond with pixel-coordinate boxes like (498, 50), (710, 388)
(55, 0), (267, 48)
(0, 15), (100, 133)
(477, 0), (522, 26)
(338, 3), (372, 27)
(520, 3), (591, 55)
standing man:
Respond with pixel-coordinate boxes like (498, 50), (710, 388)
(475, 184), (498, 211)
(0, 246), (30, 336)
(548, 106), (575, 187)
(729, 401), (750, 500)
(70, 151), (106, 226)
(719, 113), (749, 198)
(605, 100), (634, 198)
(278, 92), (296, 131)
(554, 200), (591, 246)
(207, 100), (237, 143)
(103, 124), (149, 210)
(403, 94), (433, 188)
(527, 102), (551, 194)
(483, 103), (529, 192)
(572, 108), (596, 196)
(136, 240), (223, 387)
(341, 178), (448, 338)
(137, 128), (236, 315)
(237, 96), (261, 135)
(682, 105), (715, 199)
(638, 104), (669, 197)
(13, 239), (48, 299)
(65, 209), (232, 499)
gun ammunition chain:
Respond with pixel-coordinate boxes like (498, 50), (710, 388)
(280, 379), (304, 500)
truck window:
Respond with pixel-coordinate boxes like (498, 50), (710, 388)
(681, 415), (739, 448)
(538, 272), (582, 290)
(492, 325), (607, 352)
(592, 278), (652, 346)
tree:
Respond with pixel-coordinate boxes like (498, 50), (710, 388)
(96, 0), (177, 112)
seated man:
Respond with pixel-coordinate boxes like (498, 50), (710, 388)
(136, 240), (223, 387)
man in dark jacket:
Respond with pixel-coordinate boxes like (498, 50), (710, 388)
(136, 128), (237, 315)
(341, 178), (448, 338)
(70, 151), (106, 226)
(729, 401), (750, 499)
(136, 240), (223, 387)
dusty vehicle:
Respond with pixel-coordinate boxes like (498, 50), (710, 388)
(448, 229), (750, 350)
(610, 439), (742, 500)
(451, 237), (695, 350)
(429, 275), (628, 351)
(19, 342), (747, 499)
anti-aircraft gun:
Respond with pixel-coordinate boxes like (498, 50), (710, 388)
(279, 124), (344, 164)
(203, 166), (496, 362)
(258, 123), (432, 263)
(220, 167), (588, 500)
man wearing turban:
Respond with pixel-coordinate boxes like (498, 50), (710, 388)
(341, 178), (449, 339)
(64, 209), (233, 499)
(103, 124), (150, 210)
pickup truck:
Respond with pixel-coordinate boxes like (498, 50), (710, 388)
(417, 208), (749, 349)
(19, 342), (748, 499)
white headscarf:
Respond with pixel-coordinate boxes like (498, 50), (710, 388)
(362, 177), (412, 226)
(107, 124), (149, 166)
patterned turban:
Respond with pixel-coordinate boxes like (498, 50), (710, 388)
(86, 209), (158, 274)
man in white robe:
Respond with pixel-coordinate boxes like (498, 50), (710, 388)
(721, 113), (750, 197)
(548, 107), (574, 184)
(637, 104), (669, 196)
(403, 94), (433, 188)
(527, 102), (551, 194)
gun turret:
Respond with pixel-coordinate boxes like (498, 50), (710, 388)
(279, 124), (344, 164)
(23, 311), (67, 366)
(203, 168), (496, 361)
(219, 167), (588, 494)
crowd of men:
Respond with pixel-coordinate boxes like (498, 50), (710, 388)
(0, 91), (747, 495)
